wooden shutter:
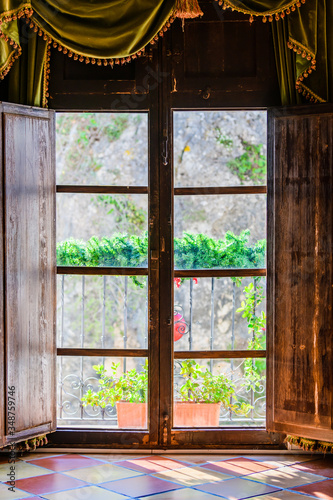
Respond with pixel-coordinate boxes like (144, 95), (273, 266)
(267, 104), (333, 441)
(0, 102), (56, 446)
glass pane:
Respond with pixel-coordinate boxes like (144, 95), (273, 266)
(57, 356), (148, 429)
(174, 195), (266, 269)
(173, 358), (266, 428)
(57, 275), (148, 349)
(56, 113), (148, 186)
(174, 110), (267, 187)
(57, 193), (148, 267)
(174, 277), (266, 351)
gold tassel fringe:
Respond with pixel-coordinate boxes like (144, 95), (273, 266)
(285, 435), (333, 454)
(0, 434), (49, 452)
(214, 0), (306, 24)
(174, 0), (204, 19)
(24, 13), (176, 71)
(287, 37), (324, 103)
(42, 40), (51, 108)
(0, 5), (33, 80)
(0, 6), (176, 89)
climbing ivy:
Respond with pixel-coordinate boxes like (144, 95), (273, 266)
(227, 140), (266, 185)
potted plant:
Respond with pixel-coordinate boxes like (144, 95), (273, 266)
(174, 359), (251, 427)
(81, 360), (148, 429)
(82, 358), (251, 429)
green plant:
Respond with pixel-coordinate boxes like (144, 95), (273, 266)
(104, 115), (129, 140)
(237, 278), (266, 390)
(82, 360), (148, 408)
(215, 128), (233, 150)
(95, 195), (146, 232)
(227, 140), (266, 184)
(57, 231), (266, 271)
(177, 360), (251, 415)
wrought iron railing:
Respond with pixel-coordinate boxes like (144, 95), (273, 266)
(57, 275), (266, 427)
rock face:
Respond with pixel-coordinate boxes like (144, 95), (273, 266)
(173, 110), (267, 245)
(56, 110), (267, 244)
(56, 110), (267, 425)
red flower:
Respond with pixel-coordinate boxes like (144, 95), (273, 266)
(174, 277), (198, 288)
(174, 278), (182, 288)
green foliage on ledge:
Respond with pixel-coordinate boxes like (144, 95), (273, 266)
(57, 230), (266, 270)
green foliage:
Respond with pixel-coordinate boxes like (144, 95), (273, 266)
(104, 115), (129, 141)
(215, 128), (233, 150)
(237, 278), (266, 390)
(57, 234), (148, 268)
(57, 239), (89, 266)
(227, 140), (266, 184)
(82, 359), (251, 415)
(174, 230), (266, 270)
(57, 231), (265, 285)
(96, 195), (146, 232)
(178, 360), (252, 415)
(76, 114), (128, 145)
(82, 360), (148, 407)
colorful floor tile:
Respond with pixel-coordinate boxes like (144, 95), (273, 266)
(201, 457), (278, 476)
(0, 462), (52, 482)
(291, 478), (333, 499)
(26, 454), (101, 472)
(194, 477), (281, 499)
(247, 466), (327, 489)
(63, 463), (143, 483)
(0, 482), (36, 500)
(291, 458), (333, 478)
(115, 456), (187, 473)
(0, 452), (332, 499)
(101, 474), (183, 497)
(249, 493), (317, 500)
(152, 465), (232, 486)
(9, 472), (87, 495)
(42, 485), (130, 500)
(139, 488), (220, 499)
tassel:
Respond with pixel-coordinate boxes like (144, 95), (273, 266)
(174, 0), (203, 19)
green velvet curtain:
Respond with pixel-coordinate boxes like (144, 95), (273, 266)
(216, 0), (333, 104)
(0, 0), (176, 106)
(7, 26), (47, 107)
(272, 0), (333, 104)
(0, 0), (332, 107)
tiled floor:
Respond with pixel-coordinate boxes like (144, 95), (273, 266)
(0, 452), (332, 499)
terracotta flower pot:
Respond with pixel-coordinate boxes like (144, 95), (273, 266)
(116, 401), (147, 429)
(174, 402), (221, 427)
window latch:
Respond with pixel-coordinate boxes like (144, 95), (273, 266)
(162, 136), (168, 166)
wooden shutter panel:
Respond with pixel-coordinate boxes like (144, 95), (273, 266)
(0, 102), (56, 445)
(267, 104), (333, 441)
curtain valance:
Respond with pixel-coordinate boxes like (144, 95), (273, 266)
(215, 0), (306, 22)
(0, 0), (178, 76)
(0, 0), (331, 107)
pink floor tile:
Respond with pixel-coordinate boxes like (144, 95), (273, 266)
(26, 454), (102, 472)
(115, 456), (187, 473)
(9, 472), (88, 495)
(201, 457), (276, 477)
(101, 474), (183, 497)
(292, 458), (333, 478)
(291, 478), (333, 500)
